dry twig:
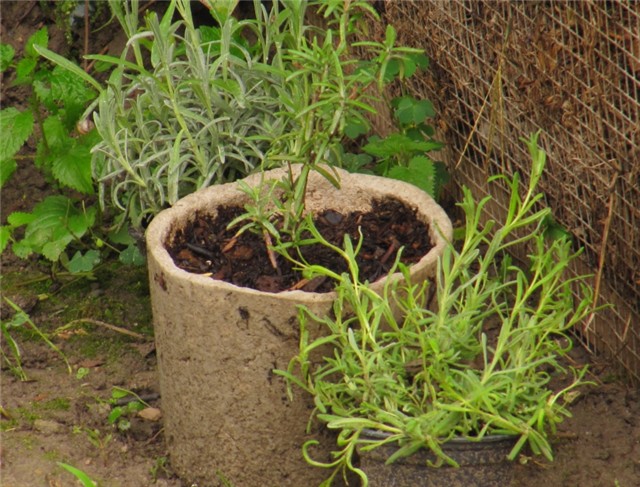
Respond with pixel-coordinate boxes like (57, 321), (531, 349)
(56, 318), (147, 340)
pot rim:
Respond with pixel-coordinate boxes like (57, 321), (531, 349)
(361, 428), (518, 445)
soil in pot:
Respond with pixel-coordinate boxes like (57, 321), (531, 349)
(167, 197), (434, 293)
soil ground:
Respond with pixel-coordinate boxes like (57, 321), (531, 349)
(1, 3), (639, 487)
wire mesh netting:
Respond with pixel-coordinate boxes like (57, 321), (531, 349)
(374, 0), (640, 382)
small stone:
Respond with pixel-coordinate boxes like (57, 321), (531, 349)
(33, 419), (64, 435)
(138, 407), (162, 421)
(323, 210), (343, 225)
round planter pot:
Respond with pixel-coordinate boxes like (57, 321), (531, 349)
(146, 166), (452, 486)
(359, 430), (518, 487)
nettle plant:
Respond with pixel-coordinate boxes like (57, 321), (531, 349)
(0, 26), (96, 195)
(278, 132), (596, 485)
(0, 27), (142, 274)
(344, 94), (449, 200)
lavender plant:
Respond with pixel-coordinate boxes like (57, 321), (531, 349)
(89, 0), (296, 232)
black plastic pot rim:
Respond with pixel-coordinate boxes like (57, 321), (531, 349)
(360, 428), (517, 445)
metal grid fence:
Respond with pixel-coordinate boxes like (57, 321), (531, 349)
(375, 0), (640, 383)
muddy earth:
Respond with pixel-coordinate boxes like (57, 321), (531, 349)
(1, 2), (639, 486)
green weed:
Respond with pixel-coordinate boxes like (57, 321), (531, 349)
(107, 386), (148, 433)
(73, 425), (113, 456)
(359, 95), (448, 199)
(150, 456), (171, 481)
(58, 461), (97, 487)
(0, 25), (143, 275)
(1, 298), (71, 380)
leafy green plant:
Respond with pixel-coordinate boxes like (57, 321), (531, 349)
(0, 27), (97, 192)
(0, 27), (143, 274)
(107, 386), (148, 432)
(1, 298), (71, 380)
(6, 196), (96, 261)
(277, 132), (597, 485)
(342, 94), (448, 199)
(3, 193), (143, 275)
(369, 96), (448, 198)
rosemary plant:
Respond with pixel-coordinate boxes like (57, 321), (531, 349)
(277, 132), (597, 486)
(226, 0), (426, 262)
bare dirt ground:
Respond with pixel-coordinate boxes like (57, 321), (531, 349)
(1, 2), (639, 487)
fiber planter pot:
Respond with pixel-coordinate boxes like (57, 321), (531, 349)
(359, 430), (518, 487)
(146, 166), (452, 486)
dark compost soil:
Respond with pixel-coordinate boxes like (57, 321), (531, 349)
(167, 198), (433, 293)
